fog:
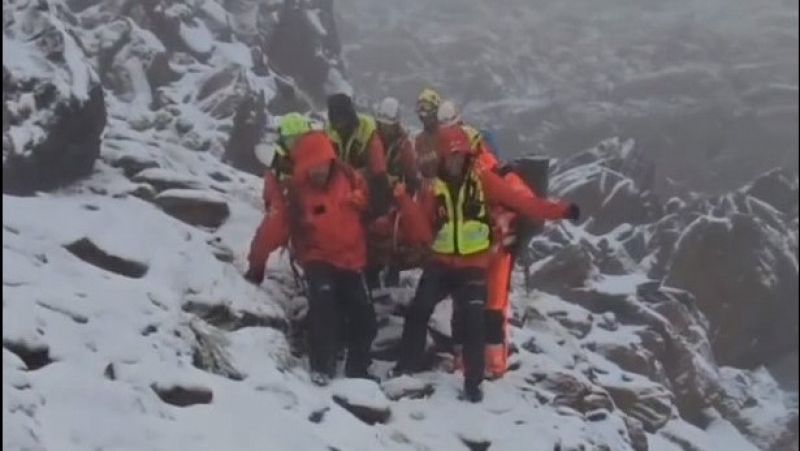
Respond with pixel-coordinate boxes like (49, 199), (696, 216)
(335, 0), (799, 196)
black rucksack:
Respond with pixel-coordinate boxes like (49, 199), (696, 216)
(502, 156), (551, 262)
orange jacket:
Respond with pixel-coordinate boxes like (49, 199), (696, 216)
(261, 169), (285, 211)
(410, 160), (569, 269)
(248, 132), (368, 272)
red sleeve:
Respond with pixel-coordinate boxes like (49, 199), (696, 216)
(367, 134), (388, 176)
(396, 190), (433, 245)
(247, 207), (290, 274)
(479, 167), (569, 221)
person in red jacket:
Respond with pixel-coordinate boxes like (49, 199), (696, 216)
(393, 124), (579, 402)
(246, 131), (426, 386)
(369, 96), (422, 289)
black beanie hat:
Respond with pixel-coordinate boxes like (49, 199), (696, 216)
(327, 93), (357, 124)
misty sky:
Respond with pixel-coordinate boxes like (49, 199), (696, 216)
(335, 0), (799, 194)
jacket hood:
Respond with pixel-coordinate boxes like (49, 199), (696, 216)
(292, 131), (337, 181)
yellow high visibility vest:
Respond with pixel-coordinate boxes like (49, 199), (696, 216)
(326, 114), (377, 170)
(431, 171), (491, 255)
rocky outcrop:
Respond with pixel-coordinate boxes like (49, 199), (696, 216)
(266, 0), (346, 105)
(222, 90), (268, 175)
(664, 213), (799, 370)
(331, 379), (391, 425)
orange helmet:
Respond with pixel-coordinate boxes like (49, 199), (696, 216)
(437, 124), (472, 156)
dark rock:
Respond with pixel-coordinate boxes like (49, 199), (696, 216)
(141, 324), (157, 336)
(65, 238), (148, 278)
(527, 371), (614, 414)
(104, 363), (116, 380)
(223, 90), (268, 176)
(603, 382), (673, 432)
(332, 395), (391, 425)
(207, 238), (235, 263)
(528, 244), (595, 295)
(664, 213), (799, 371)
(3, 84), (106, 195)
(265, 0), (344, 104)
(189, 323), (245, 381)
(547, 310), (593, 339)
(623, 416), (649, 451)
(744, 167), (798, 214)
(154, 190), (230, 228)
(459, 437), (491, 451)
(129, 184), (157, 202)
(3, 341), (52, 371)
(308, 407), (329, 423)
(110, 155), (158, 178)
(182, 300), (286, 333)
(151, 383), (212, 407)
(208, 171), (232, 182)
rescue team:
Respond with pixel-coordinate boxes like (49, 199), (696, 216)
(245, 89), (580, 403)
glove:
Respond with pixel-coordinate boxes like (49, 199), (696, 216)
(564, 203), (581, 222)
(244, 266), (265, 285)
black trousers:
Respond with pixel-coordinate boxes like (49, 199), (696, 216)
(398, 264), (487, 385)
(305, 262), (377, 377)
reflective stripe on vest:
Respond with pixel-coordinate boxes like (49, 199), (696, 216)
(326, 114), (377, 169)
(431, 171), (491, 255)
(463, 125), (483, 153)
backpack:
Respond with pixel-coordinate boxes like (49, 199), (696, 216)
(501, 156), (551, 260)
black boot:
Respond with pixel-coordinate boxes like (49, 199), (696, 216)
(463, 380), (483, 403)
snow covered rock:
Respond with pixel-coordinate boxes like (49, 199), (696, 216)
(151, 382), (213, 407)
(223, 89), (268, 175)
(64, 237), (149, 278)
(132, 168), (201, 192)
(3, 23), (106, 195)
(601, 377), (674, 433)
(155, 189), (231, 228)
(742, 167), (799, 215)
(331, 379), (392, 425)
(381, 375), (435, 401)
(664, 213), (799, 371)
(266, 0), (347, 105)
(550, 139), (661, 235)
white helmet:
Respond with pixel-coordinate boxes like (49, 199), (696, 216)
(437, 99), (460, 126)
(375, 96), (401, 125)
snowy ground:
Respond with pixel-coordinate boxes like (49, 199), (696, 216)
(3, 139), (786, 450)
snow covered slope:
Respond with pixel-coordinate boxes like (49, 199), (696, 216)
(3, 0), (798, 450)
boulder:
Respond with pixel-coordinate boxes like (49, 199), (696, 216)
(381, 376), (435, 401)
(602, 380), (674, 433)
(155, 189), (230, 228)
(265, 0), (346, 104)
(664, 213), (799, 370)
(331, 379), (391, 425)
(3, 82), (106, 195)
(527, 243), (596, 296)
(151, 383), (213, 407)
(64, 238), (149, 279)
(222, 90), (268, 175)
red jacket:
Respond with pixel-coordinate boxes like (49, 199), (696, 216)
(248, 132), (369, 272)
(410, 160), (570, 269)
(261, 169), (285, 212)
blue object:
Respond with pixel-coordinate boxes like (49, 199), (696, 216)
(480, 129), (502, 160)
